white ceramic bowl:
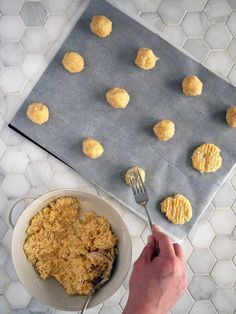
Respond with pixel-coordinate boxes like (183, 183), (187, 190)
(9, 189), (132, 311)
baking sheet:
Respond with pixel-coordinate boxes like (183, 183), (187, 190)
(10, 0), (236, 242)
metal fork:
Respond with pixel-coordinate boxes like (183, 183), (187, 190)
(130, 169), (153, 232)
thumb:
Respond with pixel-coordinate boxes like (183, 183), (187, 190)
(139, 236), (156, 262)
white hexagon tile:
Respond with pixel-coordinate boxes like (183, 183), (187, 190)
(0, 0), (236, 313)
(20, 2), (48, 26)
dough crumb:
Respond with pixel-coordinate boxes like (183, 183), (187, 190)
(82, 138), (104, 159)
(226, 106), (236, 128)
(182, 75), (203, 96)
(90, 15), (112, 38)
(153, 120), (175, 141)
(135, 48), (159, 70)
(62, 52), (84, 73)
(27, 102), (49, 125)
(161, 194), (192, 225)
(192, 143), (222, 174)
(125, 167), (145, 186)
(106, 87), (130, 109)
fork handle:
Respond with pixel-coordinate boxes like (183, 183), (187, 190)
(143, 205), (153, 233)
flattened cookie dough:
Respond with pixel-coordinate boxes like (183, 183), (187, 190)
(182, 75), (203, 96)
(226, 106), (236, 128)
(192, 143), (222, 174)
(106, 87), (130, 109)
(90, 15), (112, 37)
(125, 167), (145, 186)
(153, 120), (175, 141)
(82, 138), (104, 159)
(62, 52), (84, 73)
(27, 102), (49, 125)
(135, 48), (159, 70)
(161, 194), (192, 225)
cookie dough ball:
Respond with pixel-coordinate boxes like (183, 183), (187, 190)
(153, 120), (175, 141)
(125, 167), (145, 186)
(182, 75), (203, 96)
(106, 87), (130, 109)
(82, 138), (104, 159)
(161, 194), (192, 225)
(135, 48), (159, 70)
(27, 102), (49, 125)
(90, 15), (112, 38)
(226, 106), (236, 128)
(192, 143), (222, 174)
(62, 52), (84, 73)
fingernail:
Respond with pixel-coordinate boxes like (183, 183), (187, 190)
(148, 235), (152, 243)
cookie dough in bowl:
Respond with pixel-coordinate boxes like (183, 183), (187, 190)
(27, 102), (49, 125)
(24, 196), (117, 295)
(90, 15), (112, 37)
(135, 48), (159, 70)
(10, 189), (132, 311)
(62, 52), (84, 73)
(106, 87), (130, 109)
(226, 106), (236, 127)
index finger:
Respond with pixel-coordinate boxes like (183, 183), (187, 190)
(152, 225), (175, 257)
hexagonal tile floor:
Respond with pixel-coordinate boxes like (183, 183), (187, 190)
(0, 0), (236, 313)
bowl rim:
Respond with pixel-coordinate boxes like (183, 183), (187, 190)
(11, 188), (132, 311)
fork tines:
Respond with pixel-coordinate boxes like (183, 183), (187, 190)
(130, 168), (146, 195)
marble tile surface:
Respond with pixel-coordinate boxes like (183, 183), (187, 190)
(181, 12), (208, 37)
(228, 38), (236, 63)
(5, 282), (31, 309)
(182, 0), (208, 12)
(0, 0), (235, 313)
(171, 290), (194, 314)
(209, 207), (236, 234)
(189, 300), (217, 314)
(183, 38), (209, 63)
(228, 63), (236, 86)
(205, 51), (233, 77)
(158, 0), (186, 25)
(21, 27), (49, 53)
(161, 25), (186, 46)
(188, 275), (216, 300)
(210, 235), (236, 260)
(135, 0), (162, 13)
(227, 11), (236, 37)
(20, 2), (47, 26)
(204, 0), (231, 23)
(212, 288), (236, 312)
(211, 260), (236, 286)
(188, 222), (215, 248)
(204, 24), (232, 49)
(0, 0), (24, 14)
(0, 15), (26, 40)
(0, 68), (27, 94)
(188, 249), (216, 274)
(0, 42), (26, 67)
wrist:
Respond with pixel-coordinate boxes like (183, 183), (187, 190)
(123, 299), (166, 314)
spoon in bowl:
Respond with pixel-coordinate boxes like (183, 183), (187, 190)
(81, 255), (115, 313)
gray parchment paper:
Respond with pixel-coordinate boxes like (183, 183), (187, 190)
(10, 0), (236, 242)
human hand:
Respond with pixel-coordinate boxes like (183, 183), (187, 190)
(123, 225), (187, 314)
